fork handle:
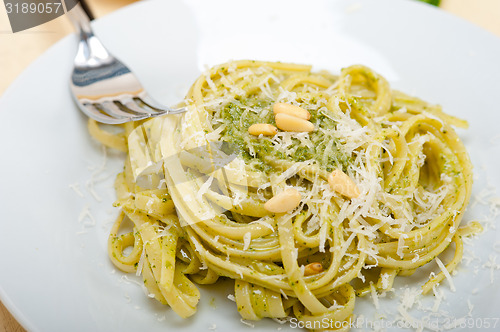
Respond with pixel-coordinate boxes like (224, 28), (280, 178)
(79, 0), (95, 21)
(67, 3), (111, 63)
(67, 3), (93, 39)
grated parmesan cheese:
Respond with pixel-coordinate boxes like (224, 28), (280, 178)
(243, 232), (251, 251)
(369, 282), (380, 310)
(435, 257), (456, 292)
(397, 234), (409, 259)
(240, 319), (255, 328)
(69, 182), (84, 197)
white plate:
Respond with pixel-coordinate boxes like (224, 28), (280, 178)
(1, 0), (500, 331)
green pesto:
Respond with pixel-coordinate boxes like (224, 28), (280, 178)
(218, 98), (351, 173)
(418, 0), (440, 6)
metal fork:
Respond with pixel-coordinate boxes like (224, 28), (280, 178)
(68, 3), (185, 124)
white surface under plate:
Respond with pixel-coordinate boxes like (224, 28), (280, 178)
(1, 0), (500, 331)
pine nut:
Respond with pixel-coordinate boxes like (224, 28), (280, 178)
(273, 103), (311, 120)
(328, 169), (360, 199)
(264, 188), (301, 213)
(303, 262), (323, 276)
(248, 123), (278, 136)
(275, 113), (314, 132)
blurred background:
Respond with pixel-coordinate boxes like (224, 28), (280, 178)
(0, 0), (499, 97)
(0, 0), (500, 97)
(0, 0), (499, 330)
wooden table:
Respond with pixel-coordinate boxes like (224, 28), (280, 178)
(0, 0), (499, 330)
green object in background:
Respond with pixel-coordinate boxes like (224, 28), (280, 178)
(417, 0), (441, 6)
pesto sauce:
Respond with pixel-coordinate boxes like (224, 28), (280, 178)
(217, 98), (352, 173)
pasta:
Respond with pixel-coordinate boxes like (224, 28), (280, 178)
(89, 60), (480, 330)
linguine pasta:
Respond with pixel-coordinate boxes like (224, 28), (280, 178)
(89, 60), (478, 331)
